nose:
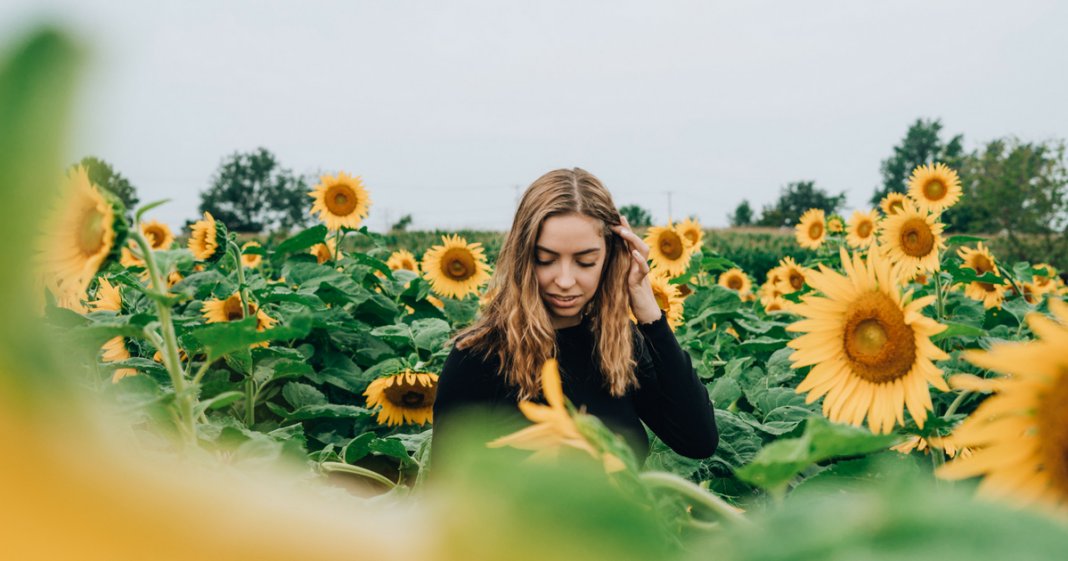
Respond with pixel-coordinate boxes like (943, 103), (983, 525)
(555, 265), (576, 291)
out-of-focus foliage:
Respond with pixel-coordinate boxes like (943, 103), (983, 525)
(619, 203), (654, 227)
(754, 181), (846, 228)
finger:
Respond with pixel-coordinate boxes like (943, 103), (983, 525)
(634, 250), (651, 277)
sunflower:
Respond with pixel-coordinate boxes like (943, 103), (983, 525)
(363, 370), (438, 426)
(787, 246), (949, 434)
(308, 172), (371, 231)
(488, 359), (624, 474)
(120, 244), (143, 268)
(310, 237), (342, 264)
(891, 434), (971, 459)
(846, 209), (879, 249)
(87, 278), (135, 382)
(827, 215), (845, 234)
(201, 293), (277, 347)
(644, 224), (694, 278)
(40, 166), (127, 301)
(676, 218), (704, 254)
(648, 272), (685, 329)
(718, 268), (752, 296)
(795, 208), (826, 250)
(879, 192), (908, 216)
(957, 242), (1005, 309)
(1031, 263), (1058, 295)
(386, 249), (419, 272)
(188, 212), (226, 262)
(878, 201), (945, 277)
(775, 257), (810, 295)
(140, 219), (175, 250)
(240, 241), (263, 269)
(421, 234), (492, 299)
(937, 299), (1068, 512)
(908, 163), (962, 214)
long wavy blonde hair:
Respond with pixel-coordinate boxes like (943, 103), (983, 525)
(453, 168), (637, 401)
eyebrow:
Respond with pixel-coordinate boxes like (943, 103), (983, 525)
(535, 245), (602, 256)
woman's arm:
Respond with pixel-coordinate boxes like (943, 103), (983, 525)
(632, 313), (719, 459)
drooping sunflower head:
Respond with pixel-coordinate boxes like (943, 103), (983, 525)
(846, 209), (879, 249)
(718, 268), (752, 296)
(827, 215), (845, 234)
(958, 242), (1005, 309)
(795, 208), (826, 250)
(878, 201), (946, 277)
(788, 246), (949, 434)
(908, 162), (962, 214)
(308, 172), (371, 231)
(42, 166), (128, 300)
(421, 234), (492, 299)
(240, 241), (263, 269)
(386, 249), (419, 273)
(363, 370), (439, 426)
(647, 272), (685, 329)
(1032, 263), (1058, 292)
(188, 212), (227, 262)
(676, 218), (704, 254)
(937, 299), (1068, 512)
(100, 336), (137, 383)
(140, 219), (175, 251)
(644, 224), (694, 278)
(775, 256), (810, 294)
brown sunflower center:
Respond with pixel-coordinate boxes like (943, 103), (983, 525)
(77, 206), (108, 256)
(441, 248), (475, 281)
(788, 270), (805, 291)
(923, 180), (947, 201)
(325, 185), (358, 216)
(899, 218), (935, 257)
(808, 222), (824, 240)
(841, 291), (917, 384)
(385, 380), (435, 409)
(889, 201), (904, 214)
(222, 296), (257, 321)
(659, 231), (684, 260)
(857, 220), (873, 238)
(684, 230), (699, 246)
(727, 276), (743, 290)
(1037, 367), (1068, 499)
(145, 226), (167, 249)
(971, 255), (995, 275)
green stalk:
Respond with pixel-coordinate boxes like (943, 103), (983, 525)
(130, 230), (195, 448)
(319, 461), (397, 489)
(639, 472), (748, 525)
(944, 390), (971, 419)
(933, 270), (946, 321)
(332, 228), (345, 267)
(227, 239), (257, 427)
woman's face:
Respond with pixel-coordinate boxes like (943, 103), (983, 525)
(534, 213), (607, 329)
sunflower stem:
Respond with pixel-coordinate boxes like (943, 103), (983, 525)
(226, 239), (258, 427)
(319, 461), (397, 489)
(332, 228), (345, 267)
(933, 270), (946, 322)
(944, 390), (971, 419)
(639, 472), (748, 525)
(130, 229), (196, 449)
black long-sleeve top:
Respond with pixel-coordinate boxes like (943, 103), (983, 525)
(429, 312), (718, 471)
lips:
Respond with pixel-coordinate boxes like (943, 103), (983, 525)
(547, 294), (581, 308)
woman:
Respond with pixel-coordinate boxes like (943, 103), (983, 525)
(429, 168), (718, 473)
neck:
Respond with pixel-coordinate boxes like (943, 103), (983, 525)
(551, 313), (583, 329)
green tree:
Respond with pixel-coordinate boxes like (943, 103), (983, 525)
(390, 213), (413, 232)
(198, 148), (311, 234)
(872, 118), (964, 205)
(619, 204), (653, 227)
(74, 156), (139, 211)
(949, 138), (1068, 267)
(729, 200), (754, 227)
(756, 181), (845, 228)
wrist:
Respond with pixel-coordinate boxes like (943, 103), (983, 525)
(632, 302), (662, 325)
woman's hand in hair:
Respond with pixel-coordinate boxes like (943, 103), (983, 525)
(609, 215), (663, 325)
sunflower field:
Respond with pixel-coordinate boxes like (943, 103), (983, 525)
(7, 26), (1068, 561)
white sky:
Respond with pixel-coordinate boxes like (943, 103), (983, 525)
(3, 0), (1066, 231)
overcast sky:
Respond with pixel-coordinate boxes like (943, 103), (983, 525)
(3, 1), (1066, 231)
